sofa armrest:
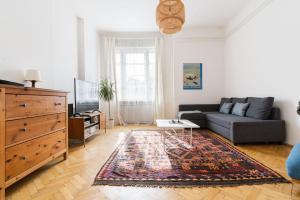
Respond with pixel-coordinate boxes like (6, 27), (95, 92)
(231, 120), (286, 143)
(179, 104), (220, 112)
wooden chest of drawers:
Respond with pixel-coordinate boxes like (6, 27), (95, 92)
(0, 85), (68, 199)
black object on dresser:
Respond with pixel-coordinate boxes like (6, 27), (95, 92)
(0, 79), (24, 86)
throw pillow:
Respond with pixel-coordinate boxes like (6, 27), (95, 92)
(219, 103), (233, 114)
(232, 103), (249, 117)
(246, 97), (274, 120)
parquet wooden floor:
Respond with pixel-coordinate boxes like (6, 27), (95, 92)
(5, 126), (300, 200)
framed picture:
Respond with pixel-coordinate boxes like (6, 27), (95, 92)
(183, 63), (203, 90)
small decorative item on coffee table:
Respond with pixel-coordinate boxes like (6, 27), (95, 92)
(156, 119), (199, 145)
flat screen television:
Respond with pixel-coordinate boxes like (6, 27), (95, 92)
(74, 78), (99, 114)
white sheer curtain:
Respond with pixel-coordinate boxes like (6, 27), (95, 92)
(102, 36), (165, 125)
(103, 37), (124, 125)
(154, 37), (165, 121)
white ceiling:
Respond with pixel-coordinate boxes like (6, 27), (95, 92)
(76, 0), (253, 32)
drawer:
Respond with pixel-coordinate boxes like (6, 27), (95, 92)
(6, 113), (66, 146)
(5, 130), (66, 181)
(6, 94), (66, 119)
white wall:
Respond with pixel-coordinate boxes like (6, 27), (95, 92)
(170, 29), (225, 115)
(52, 0), (78, 102)
(224, 0), (300, 145)
(76, 18), (100, 83)
(83, 22), (101, 82)
(0, 0), (54, 88)
(0, 0), (100, 103)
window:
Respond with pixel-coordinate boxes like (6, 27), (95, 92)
(116, 47), (155, 102)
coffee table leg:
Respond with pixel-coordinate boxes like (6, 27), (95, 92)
(171, 128), (177, 136)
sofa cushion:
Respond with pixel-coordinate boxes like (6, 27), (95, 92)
(269, 107), (281, 120)
(231, 97), (247, 104)
(246, 97), (274, 120)
(232, 103), (249, 117)
(205, 112), (259, 129)
(219, 103), (233, 114)
(220, 98), (231, 107)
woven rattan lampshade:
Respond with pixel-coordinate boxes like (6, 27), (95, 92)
(156, 0), (185, 34)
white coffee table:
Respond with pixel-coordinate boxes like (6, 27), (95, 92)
(156, 119), (200, 146)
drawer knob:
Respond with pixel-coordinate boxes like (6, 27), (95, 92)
(20, 128), (27, 132)
(54, 102), (62, 106)
(20, 156), (27, 160)
(20, 103), (27, 107)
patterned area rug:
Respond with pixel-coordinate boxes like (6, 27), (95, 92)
(94, 130), (289, 187)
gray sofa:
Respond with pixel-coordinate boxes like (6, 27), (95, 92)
(179, 97), (286, 144)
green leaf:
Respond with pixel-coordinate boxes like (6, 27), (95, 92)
(98, 79), (115, 102)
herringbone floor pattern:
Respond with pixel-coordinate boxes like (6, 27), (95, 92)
(5, 126), (300, 200)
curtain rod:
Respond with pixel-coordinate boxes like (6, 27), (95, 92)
(107, 36), (162, 40)
(100, 34), (162, 40)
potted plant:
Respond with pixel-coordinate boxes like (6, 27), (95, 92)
(98, 79), (115, 129)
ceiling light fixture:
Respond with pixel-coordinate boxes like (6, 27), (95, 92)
(156, 0), (185, 34)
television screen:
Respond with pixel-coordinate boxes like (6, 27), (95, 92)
(74, 79), (99, 114)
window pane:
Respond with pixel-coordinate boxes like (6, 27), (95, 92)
(126, 53), (144, 64)
(116, 52), (121, 64)
(149, 52), (155, 64)
(127, 65), (145, 77)
(116, 63), (122, 98)
(149, 63), (155, 80)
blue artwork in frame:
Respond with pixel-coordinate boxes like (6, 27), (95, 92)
(183, 63), (203, 90)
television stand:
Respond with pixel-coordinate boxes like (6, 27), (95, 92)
(68, 112), (106, 146)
